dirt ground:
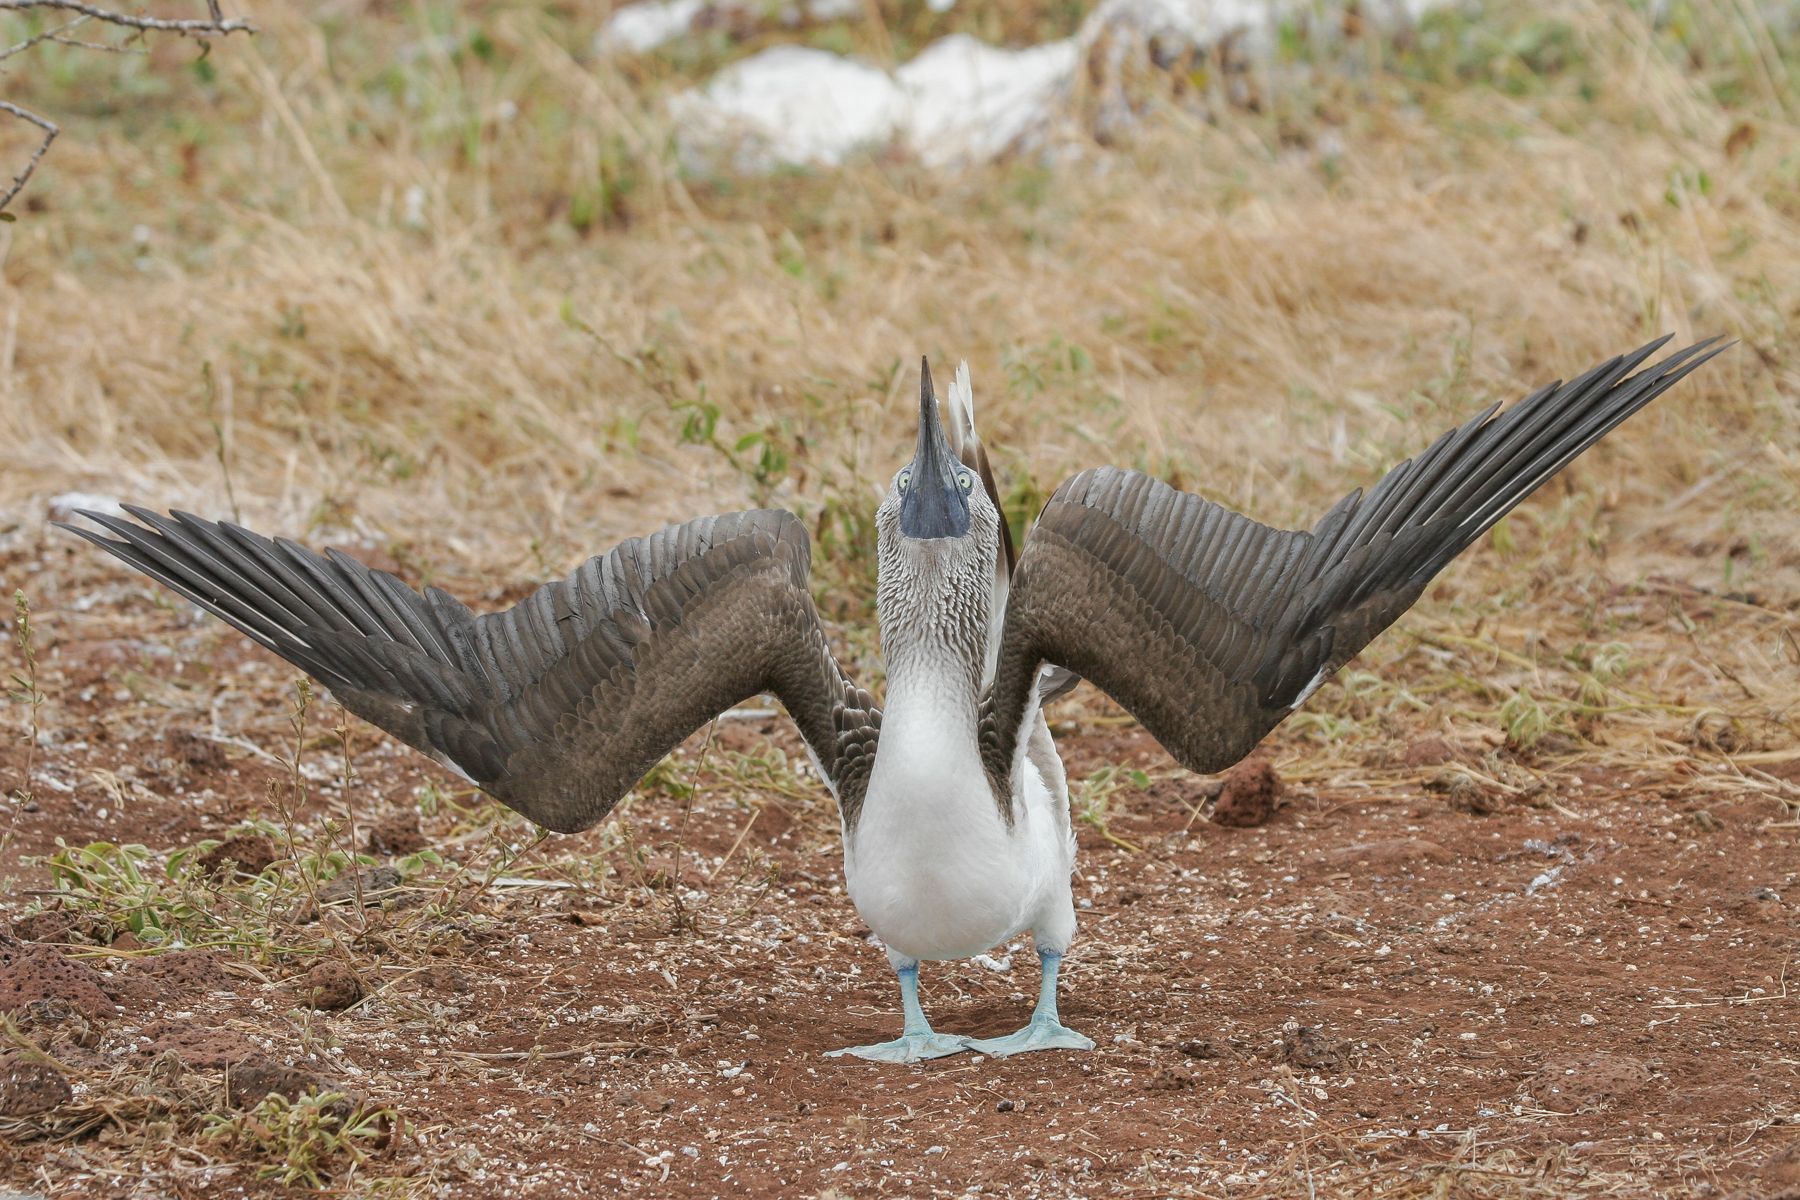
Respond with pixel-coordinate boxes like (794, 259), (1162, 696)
(2, 517), (1797, 1200)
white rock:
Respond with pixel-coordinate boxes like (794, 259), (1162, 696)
(673, 35), (1078, 170)
(672, 46), (905, 171)
(671, 0), (1452, 171)
(896, 34), (1080, 168)
(598, 0), (708, 55)
(598, 0), (863, 57)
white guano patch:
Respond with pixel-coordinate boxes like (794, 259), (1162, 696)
(668, 0), (1450, 171)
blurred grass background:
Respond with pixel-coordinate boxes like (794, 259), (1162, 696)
(0, 0), (1794, 742)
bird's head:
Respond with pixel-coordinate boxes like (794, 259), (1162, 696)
(890, 357), (976, 542)
(874, 358), (1003, 671)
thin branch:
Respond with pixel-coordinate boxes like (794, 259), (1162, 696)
(0, 4), (252, 212)
(0, 100), (56, 213)
(0, 13), (88, 61)
(0, 1), (252, 36)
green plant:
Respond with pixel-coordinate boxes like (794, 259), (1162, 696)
(1072, 765), (1149, 853)
(203, 1089), (399, 1187)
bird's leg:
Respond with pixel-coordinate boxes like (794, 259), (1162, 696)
(968, 950), (1096, 1057)
(824, 959), (971, 1063)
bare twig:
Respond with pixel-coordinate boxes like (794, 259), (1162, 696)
(0, 100), (56, 213)
(0, 14), (90, 61)
(0, 3), (252, 211)
(0, 1), (251, 35)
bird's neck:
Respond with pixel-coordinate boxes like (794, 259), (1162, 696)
(876, 548), (991, 728)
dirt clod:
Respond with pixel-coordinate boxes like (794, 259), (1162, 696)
(291, 960), (362, 1011)
(366, 812), (427, 857)
(226, 1057), (346, 1113)
(1278, 1023), (1352, 1071)
(1403, 736), (1460, 768)
(1210, 759), (1282, 827)
(165, 729), (227, 771)
(316, 866), (403, 905)
(1428, 768), (1503, 815)
(0, 932), (115, 1020)
(1737, 1144), (1800, 1200)
(197, 835), (280, 878)
(10, 909), (75, 944)
(1527, 1053), (1654, 1110)
(144, 1022), (262, 1070)
(417, 963), (469, 995)
(0, 1056), (72, 1116)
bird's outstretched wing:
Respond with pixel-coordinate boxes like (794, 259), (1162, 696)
(981, 335), (1726, 790)
(61, 508), (881, 833)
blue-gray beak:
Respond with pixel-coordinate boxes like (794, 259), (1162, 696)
(898, 357), (971, 541)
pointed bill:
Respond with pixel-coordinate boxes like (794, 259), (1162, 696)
(900, 357), (972, 540)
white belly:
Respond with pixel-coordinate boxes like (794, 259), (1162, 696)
(844, 709), (1072, 962)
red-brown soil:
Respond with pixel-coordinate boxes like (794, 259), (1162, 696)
(2, 529), (1797, 1199)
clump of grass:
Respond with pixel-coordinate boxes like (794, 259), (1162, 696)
(33, 823), (387, 954)
(7, 589), (44, 809)
(203, 1090), (400, 1188)
(1072, 765), (1149, 853)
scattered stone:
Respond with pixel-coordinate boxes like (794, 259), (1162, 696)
(1752, 887), (1782, 904)
(1178, 1038), (1228, 1060)
(1144, 1066), (1196, 1091)
(1403, 736), (1460, 768)
(317, 867), (404, 906)
(0, 1056), (72, 1117)
(1210, 759), (1282, 827)
(197, 835), (280, 879)
(1278, 1023), (1351, 1071)
(366, 813), (426, 857)
(995, 1099), (1015, 1112)
(0, 932), (115, 1020)
(292, 960), (362, 1011)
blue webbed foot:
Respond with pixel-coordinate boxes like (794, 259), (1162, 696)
(824, 1031), (972, 1063)
(826, 962), (970, 1063)
(968, 1016), (1095, 1057)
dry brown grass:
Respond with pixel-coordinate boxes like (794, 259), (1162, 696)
(0, 1), (1796, 1196)
(0, 1), (1792, 579)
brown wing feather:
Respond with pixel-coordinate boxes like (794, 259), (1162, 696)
(62, 508), (879, 834)
(982, 336), (1726, 789)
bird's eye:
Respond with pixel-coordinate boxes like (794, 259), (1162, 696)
(897, 470), (911, 492)
(958, 473), (975, 492)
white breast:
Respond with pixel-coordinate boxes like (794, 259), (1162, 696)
(844, 700), (1073, 962)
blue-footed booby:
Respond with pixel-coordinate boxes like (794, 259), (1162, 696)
(62, 335), (1724, 1062)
